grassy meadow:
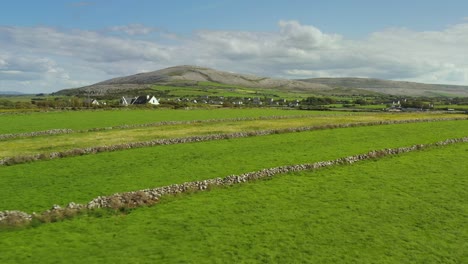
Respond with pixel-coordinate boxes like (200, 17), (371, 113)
(1, 118), (467, 213)
(0, 140), (466, 263)
(0, 112), (464, 158)
(151, 81), (313, 99)
(0, 108), (467, 263)
(0, 108), (316, 134)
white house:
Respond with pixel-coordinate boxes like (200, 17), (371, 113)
(84, 98), (100, 106)
(120, 97), (133, 106)
(120, 95), (160, 106)
(132, 95), (160, 105)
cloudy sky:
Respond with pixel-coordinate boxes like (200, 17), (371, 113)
(1, 0), (468, 93)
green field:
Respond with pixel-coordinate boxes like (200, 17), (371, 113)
(0, 108), (321, 134)
(1, 120), (467, 213)
(151, 82), (312, 99)
(1, 112), (464, 158)
(434, 104), (468, 111)
(0, 141), (466, 263)
(0, 108), (467, 263)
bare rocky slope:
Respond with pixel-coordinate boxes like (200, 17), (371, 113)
(96, 65), (328, 90)
(56, 65), (468, 97)
(57, 65), (330, 96)
(300, 77), (468, 97)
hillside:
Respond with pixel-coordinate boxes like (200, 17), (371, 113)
(56, 65), (330, 97)
(300, 77), (468, 97)
(0, 91), (24, 95)
(55, 65), (468, 97)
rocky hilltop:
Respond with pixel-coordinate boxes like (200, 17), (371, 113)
(57, 65), (330, 96)
(300, 77), (468, 97)
(55, 65), (468, 97)
(98, 65), (328, 90)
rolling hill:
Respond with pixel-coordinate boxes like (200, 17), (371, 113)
(0, 91), (25, 95)
(55, 65), (330, 97)
(300, 77), (468, 97)
(55, 65), (468, 97)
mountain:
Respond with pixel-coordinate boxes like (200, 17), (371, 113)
(300, 77), (468, 97)
(55, 65), (468, 97)
(0, 91), (24, 95)
(56, 65), (330, 96)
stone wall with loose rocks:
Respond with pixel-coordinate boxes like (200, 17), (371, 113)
(0, 129), (74, 141)
(1, 117), (466, 166)
(1, 136), (466, 226)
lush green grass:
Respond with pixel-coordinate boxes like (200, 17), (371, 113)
(1, 120), (467, 213)
(152, 82), (314, 99)
(1, 112), (464, 158)
(198, 81), (257, 89)
(0, 108), (319, 134)
(434, 104), (468, 110)
(152, 83), (261, 97)
(0, 142), (466, 263)
(152, 85), (216, 96)
(355, 104), (389, 109)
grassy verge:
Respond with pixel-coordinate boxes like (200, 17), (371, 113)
(1, 120), (467, 212)
(0, 142), (466, 263)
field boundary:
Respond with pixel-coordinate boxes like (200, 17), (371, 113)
(1, 136), (467, 227)
(1, 117), (467, 166)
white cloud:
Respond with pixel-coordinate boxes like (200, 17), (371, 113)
(278, 20), (342, 50)
(1, 20), (468, 93)
(109, 24), (157, 36)
(0, 26), (170, 63)
(285, 69), (346, 78)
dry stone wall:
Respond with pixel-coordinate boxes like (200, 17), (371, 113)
(1, 137), (466, 226)
(0, 129), (74, 140)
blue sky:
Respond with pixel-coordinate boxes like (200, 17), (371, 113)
(2, 1), (467, 36)
(1, 0), (468, 93)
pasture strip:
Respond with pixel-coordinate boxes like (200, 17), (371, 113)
(2, 114), (466, 159)
(0, 113), (464, 140)
(1, 117), (467, 166)
(0, 109), (328, 135)
(1, 136), (466, 226)
(0, 115), (312, 140)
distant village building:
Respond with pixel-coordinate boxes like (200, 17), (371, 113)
(120, 97), (133, 106)
(84, 99), (100, 106)
(133, 95), (160, 105)
(120, 95), (160, 106)
(289, 100), (300, 107)
(253, 97), (263, 105)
